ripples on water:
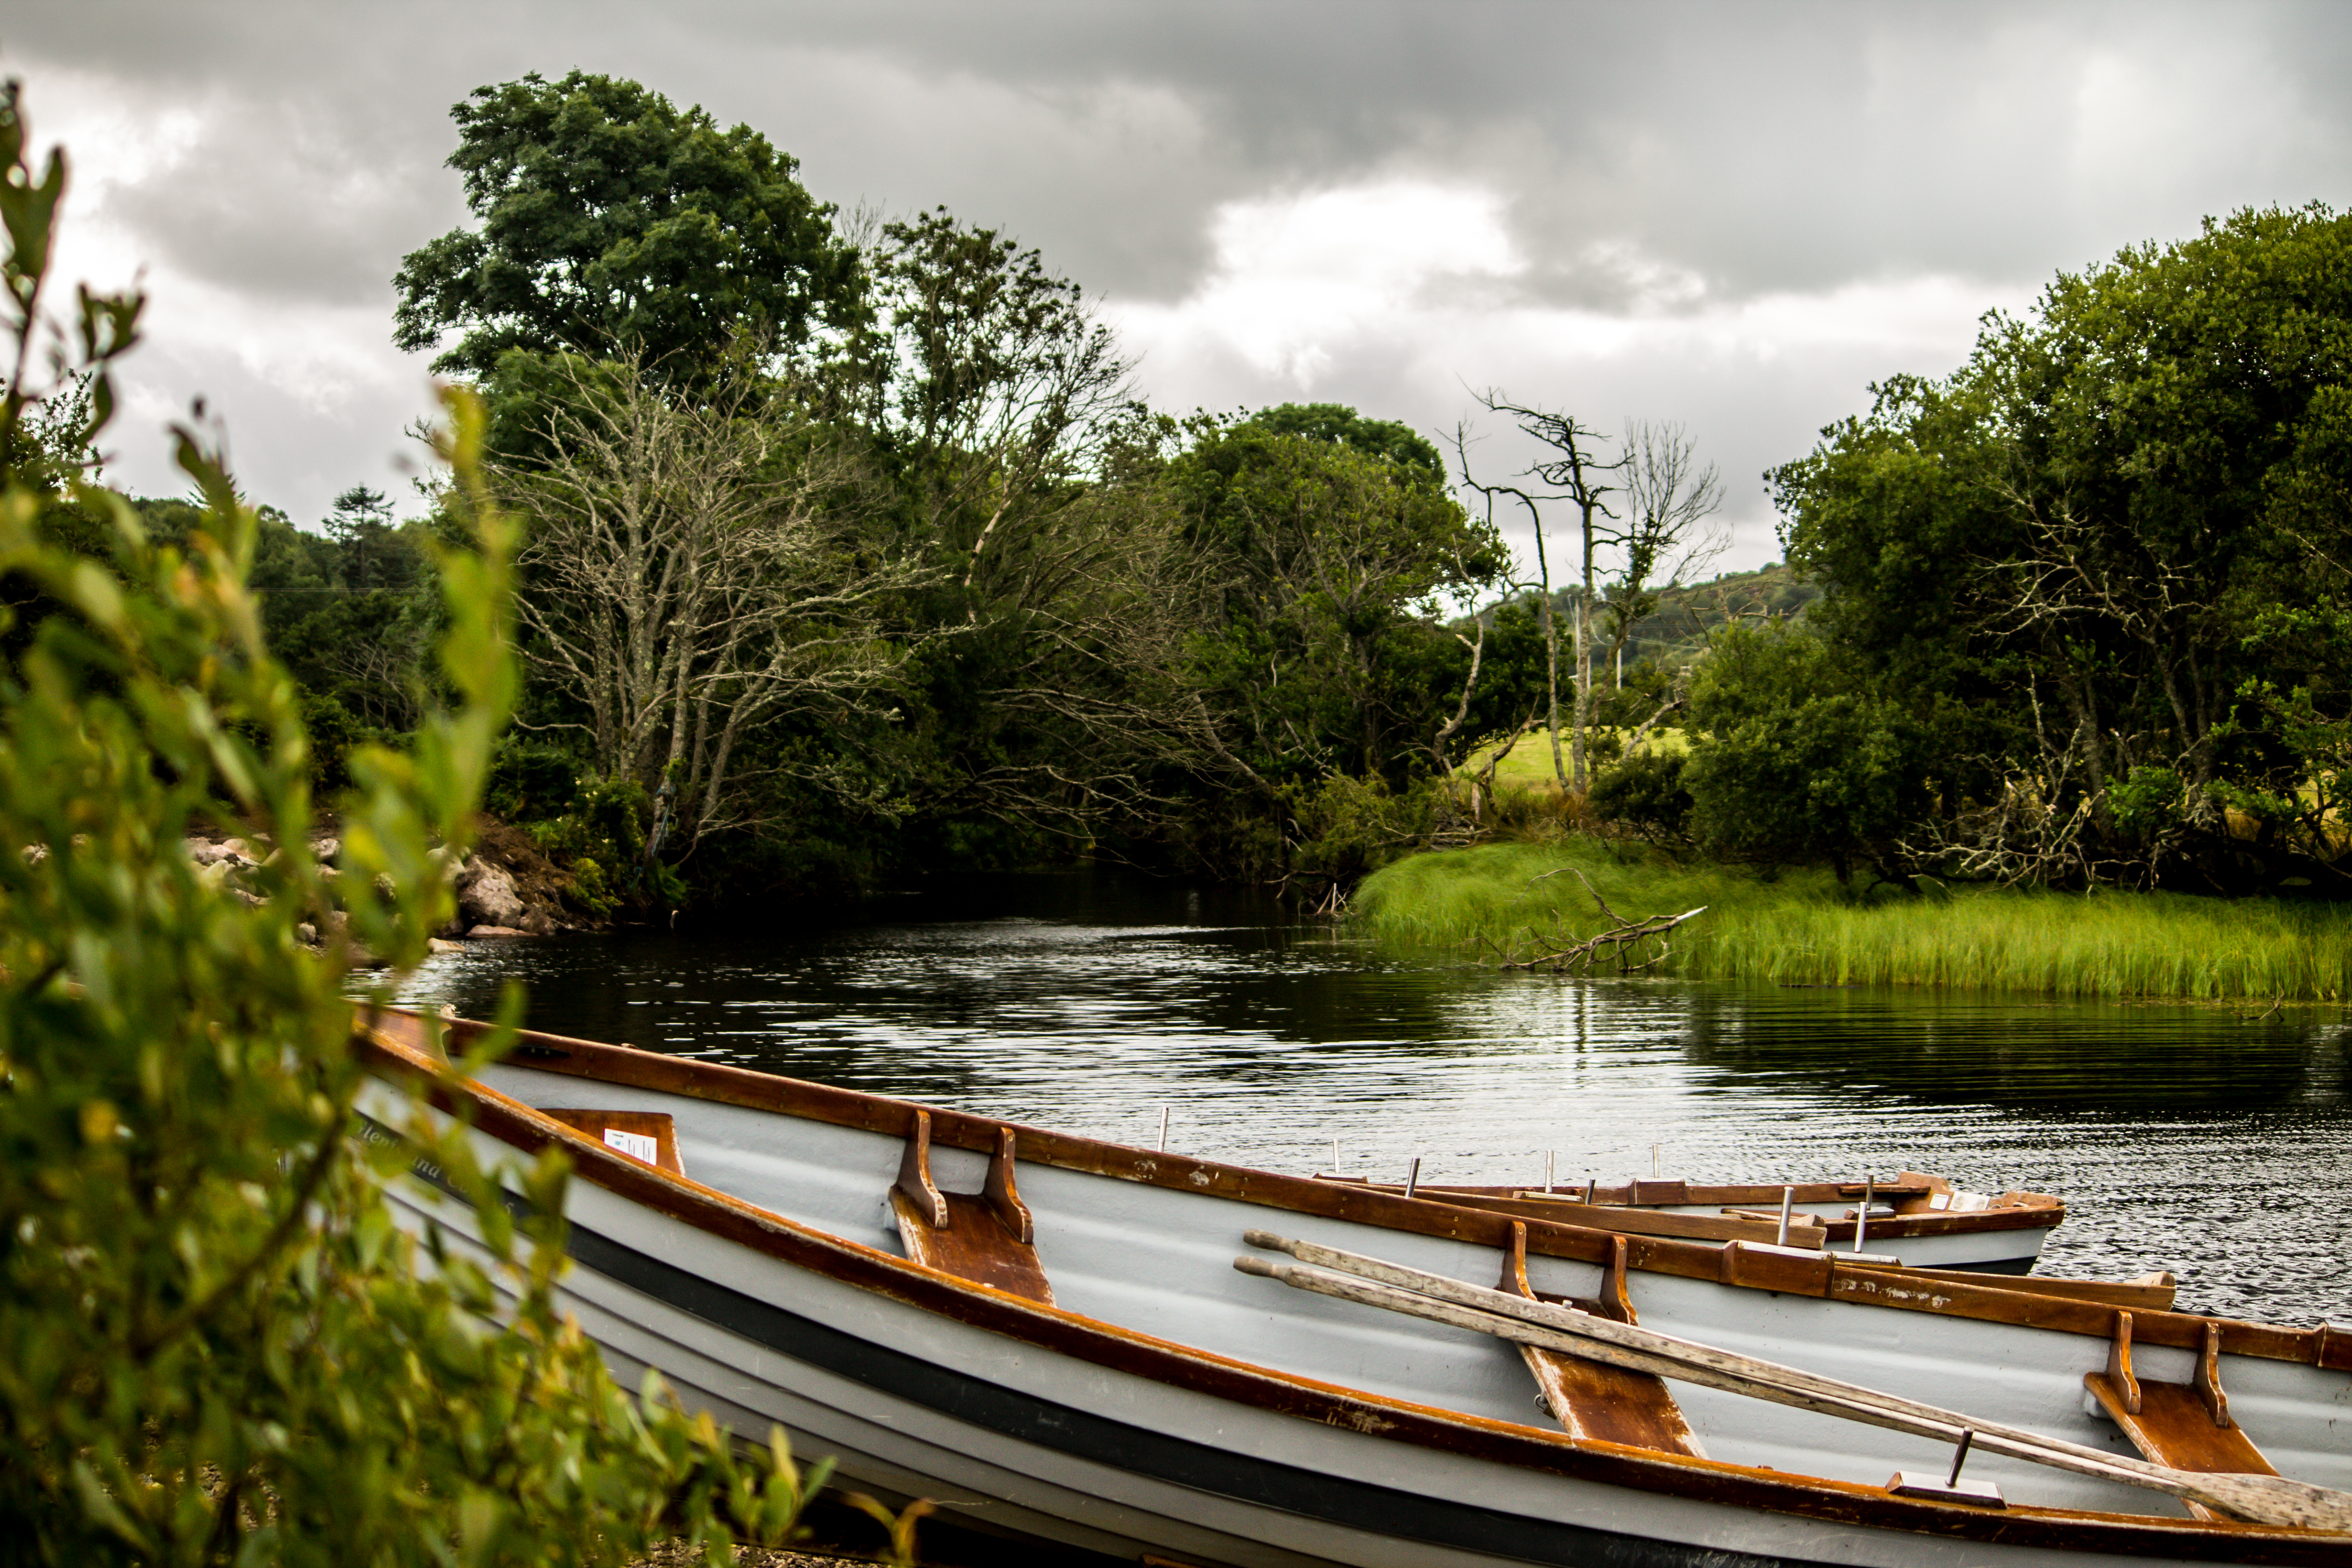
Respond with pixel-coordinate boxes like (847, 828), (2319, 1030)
(394, 869), (2352, 1325)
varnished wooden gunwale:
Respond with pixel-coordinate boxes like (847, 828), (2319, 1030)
(1349, 1180), (2066, 1243)
(353, 1009), (2351, 1562)
(1832, 1261), (2178, 1313)
(1364, 1189), (1839, 1246)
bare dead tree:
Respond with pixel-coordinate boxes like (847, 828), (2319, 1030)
(1461, 393), (1625, 792)
(1451, 420), (1571, 791)
(1428, 525), (1523, 781)
(1606, 420), (1727, 688)
(496, 353), (939, 850)
(1429, 609), (1486, 775)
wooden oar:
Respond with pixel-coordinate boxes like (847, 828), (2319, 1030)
(1235, 1232), (2352, 1533)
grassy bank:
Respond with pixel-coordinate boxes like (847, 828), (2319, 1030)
(1353, 839), (2352, 1001)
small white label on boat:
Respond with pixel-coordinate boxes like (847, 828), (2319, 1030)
(603, 1128), (659, 1163)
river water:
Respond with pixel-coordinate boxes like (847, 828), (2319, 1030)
(391, 868), (2352, 1326)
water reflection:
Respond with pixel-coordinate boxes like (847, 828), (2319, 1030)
(393, 868), (2352, 1324)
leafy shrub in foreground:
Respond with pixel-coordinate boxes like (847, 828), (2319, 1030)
(0, 81), (878, 1566)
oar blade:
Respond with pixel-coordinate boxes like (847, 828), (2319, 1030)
(2193, 1473), (2352, 1533)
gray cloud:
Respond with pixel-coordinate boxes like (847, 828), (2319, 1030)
(12, 0), (2352, 553)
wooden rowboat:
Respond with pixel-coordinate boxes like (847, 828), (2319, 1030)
(1317, 1175), (2069, 1275)
(357, 1008), (2352, 1567)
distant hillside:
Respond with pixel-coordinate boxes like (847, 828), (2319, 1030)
(1473, 562), (1819, 677)
(1608, 562), (1819, 673)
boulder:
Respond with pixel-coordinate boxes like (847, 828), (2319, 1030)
(454, 859), (525, 929)
(465, 924), (533, 939)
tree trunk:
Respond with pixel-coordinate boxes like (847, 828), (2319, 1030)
(1571, 498), (1597, 793)
(1531, 525), (1566, 790)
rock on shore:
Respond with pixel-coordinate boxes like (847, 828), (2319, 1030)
(181, 812), (600, 951)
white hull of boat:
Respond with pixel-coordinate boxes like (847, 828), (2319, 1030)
(357, 1059), (2352, 1568)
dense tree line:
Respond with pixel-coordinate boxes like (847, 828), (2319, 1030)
(1617, 204), (2352, 896)
(242, 69), (2352, 910)
(258, 70), (1566, 904)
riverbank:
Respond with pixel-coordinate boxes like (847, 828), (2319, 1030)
(1353, 840), (2352, 1001)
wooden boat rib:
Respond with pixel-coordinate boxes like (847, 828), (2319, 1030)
(356, 1008), (2352, 1567)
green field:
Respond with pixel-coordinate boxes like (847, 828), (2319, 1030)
(1353, 839), (2352, 1001)
(1461, 729), (1687, 790)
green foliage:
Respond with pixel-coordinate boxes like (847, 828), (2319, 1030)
(484, 736), (581, 821)
(1172, 416), (1503, 785)
(1250, 402), (1447, 489)
(1588, 748), (1694, 840)
(1773, 202), (2352, 888)
(1675, 623), (1932, 881)
(1356, 839), (2352, 1000)
(2106, 765), (2186, 840)
(1280, 773), (1439, 890)
(392, 71), (858, 377)
(0, 87), (872, 1563)
(519, 775), (671, 911)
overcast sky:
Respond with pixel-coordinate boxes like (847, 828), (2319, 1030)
(14, 1), (2352, 573)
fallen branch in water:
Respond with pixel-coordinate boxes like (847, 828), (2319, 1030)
(1487, 868), (1706, 973)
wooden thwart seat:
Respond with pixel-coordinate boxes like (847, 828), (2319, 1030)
(1501, 1223), (1704, 1457)
(891, 1110), (1055, 1306)
(2084, 1314), (2272, 1521)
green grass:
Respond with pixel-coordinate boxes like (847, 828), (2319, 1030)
(1460, 728), (1687, 790)
(1353, 839), (2352, 1001)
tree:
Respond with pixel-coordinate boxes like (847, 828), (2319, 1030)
(495, 351), (931, 851)
(865, 207), (1133, 601)
(1253, 402), (1447, 488)
(392, 72), (859, 378)
(324, 483), (393, 591)
(1455, 395), (1624, 792)
(1680, 623), (1932, 883)
(854, 210), (1246, 848)
(1174, 415), (1502, 786)
(1604, 420), (1725, 689)
(1773, 203), (2352, 889)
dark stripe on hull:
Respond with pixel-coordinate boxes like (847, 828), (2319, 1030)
(554, 1210), (1839, 1568)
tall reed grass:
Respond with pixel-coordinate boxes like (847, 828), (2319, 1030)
(1353, 840), (2352, 1000)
